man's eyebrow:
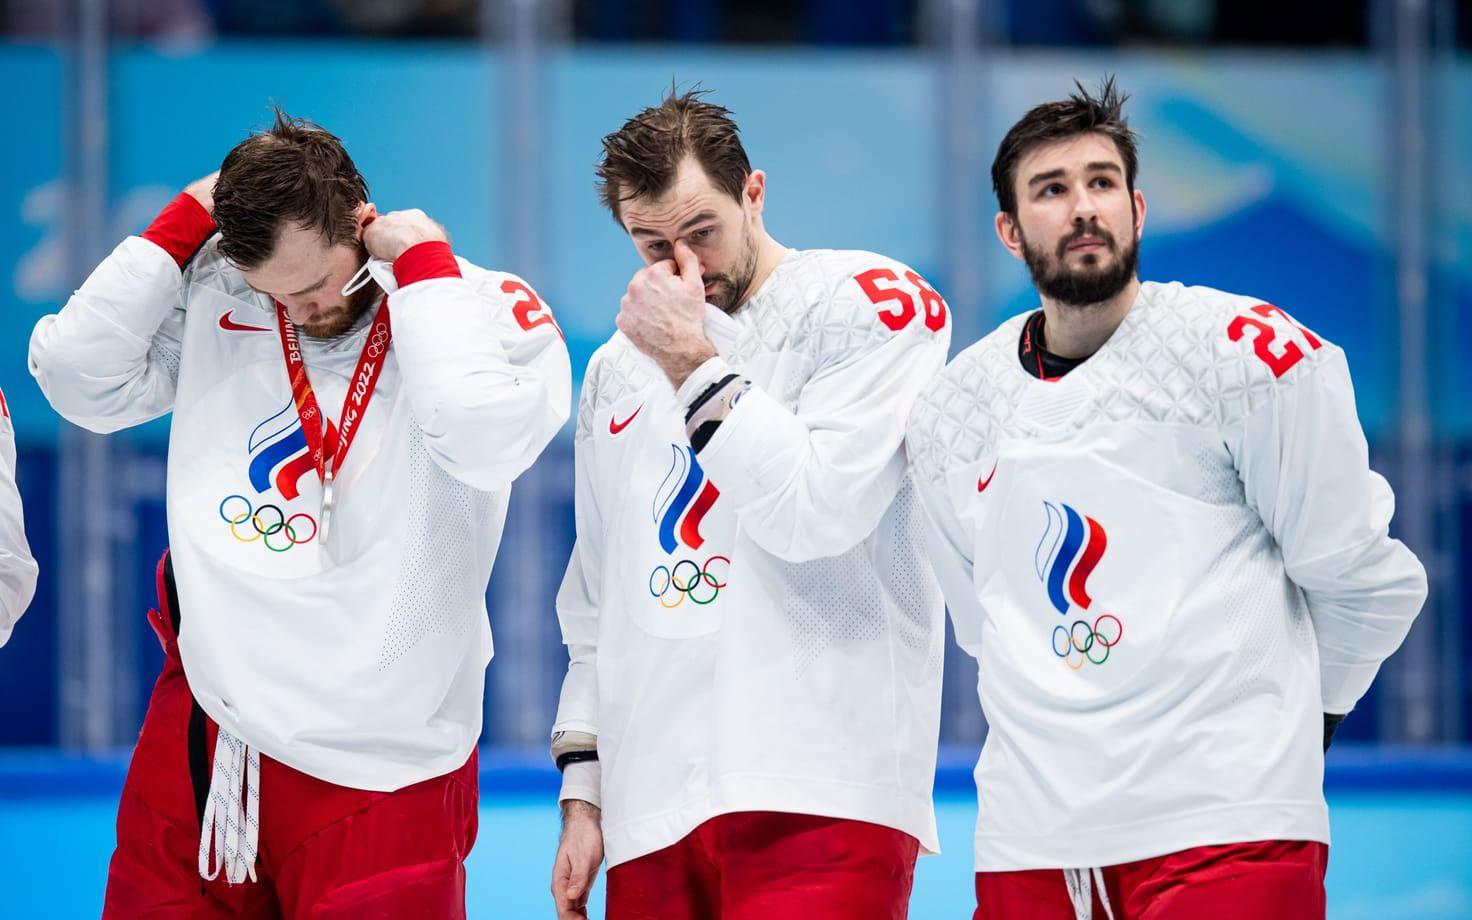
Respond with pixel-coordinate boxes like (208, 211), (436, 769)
(286, 275), (329, 296)
(1027, 162), (1123, 188)
(1027, 168), (1065, 187)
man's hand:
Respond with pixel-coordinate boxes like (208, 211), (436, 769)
(361, 207), (449, 262)
(617, 240), (718, 387)
(184, 171), (219, 213)
(551, 799), (604, 919)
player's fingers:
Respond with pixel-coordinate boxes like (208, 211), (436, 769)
(566, 857), (590, 899)
(674, 241), (703, 289)
(550, 849), (570, 896)
(569, 857), (595, 899)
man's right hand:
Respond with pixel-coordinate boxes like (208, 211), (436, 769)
(184, 171), (219, 214)
(551, 799), (604, 919)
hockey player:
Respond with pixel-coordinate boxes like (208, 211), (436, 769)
(905, 79), (1428, 919)
(30, 110), (570, 917)
(0, 387), (37, 645)
(549, 90), (951, 919)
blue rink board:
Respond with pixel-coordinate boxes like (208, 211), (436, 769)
(0, 747), (1469, 918)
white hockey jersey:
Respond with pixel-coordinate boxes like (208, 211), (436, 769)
(905, 280), (1427, 870)
(0, 390), (38, 647)
(554, 248), (950, 867)
(30, 232), (570, 790)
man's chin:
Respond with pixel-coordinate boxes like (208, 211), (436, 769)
(299, 313), (353, 339)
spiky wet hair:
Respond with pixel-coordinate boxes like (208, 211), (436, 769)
(990, 76), (1138, 216)
(595, 87), (751, 224)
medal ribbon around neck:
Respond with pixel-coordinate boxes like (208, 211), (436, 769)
(273, 297), (392, 541)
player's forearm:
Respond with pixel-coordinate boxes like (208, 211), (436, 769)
(676, 354), (924, 563)
(553, 646), (599, 734)
(558, 762), (602, 810)
(29, 191), (204, 420)
(1233, 350), (1429, 713)
(139, 191), (216, 268)
(29, 234), (189, 431)
(910, 488), (985, 654)
(0, 545), (38, 649)
(552, 729), (601, 809)
(0, 439), (37, 647)
(1306, 540), (1427, 714)
(390, 245), (570, 490)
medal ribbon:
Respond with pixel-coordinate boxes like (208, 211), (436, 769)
(274, 298), (392, 491)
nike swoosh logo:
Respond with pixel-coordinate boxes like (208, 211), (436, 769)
(218, 310), (272, 333)
(977, 461), (998, 493)
(609, 404), (643, 435)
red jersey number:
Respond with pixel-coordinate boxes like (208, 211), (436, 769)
(502, 280), (563, 339)
(854, 268), (948, 333)
(1227, 303), (1322, 378)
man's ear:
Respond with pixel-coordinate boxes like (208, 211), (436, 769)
(994, 211), (1026, 262)
(353, 202), (378, 238)
(745, 170), (767, 218)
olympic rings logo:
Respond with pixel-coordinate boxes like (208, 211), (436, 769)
(1051, 614), (1123, 669)
(366, 322), (390, 358)
(648, 556), (730, 607)
(218, 494), (317, 553)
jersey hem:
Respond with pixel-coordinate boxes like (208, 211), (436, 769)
(971, 801), (1330, 870)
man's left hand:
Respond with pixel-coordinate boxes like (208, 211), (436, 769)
(617, 240), (718, 387)
(362, 207), (449, 262)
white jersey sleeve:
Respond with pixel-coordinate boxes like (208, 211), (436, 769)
(1222, 306), (1427, 715)
(0, 394), (38, 647)
(550, 354), (607, 806)
(28, 235), (187, 433)
(905, 405), (990, 655)
(553, 354), (605, 740)
(676, 259), (951, 563)
(390, 264), (571, 492)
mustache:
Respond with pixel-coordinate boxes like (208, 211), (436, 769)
(1057, 224), (1116, 258)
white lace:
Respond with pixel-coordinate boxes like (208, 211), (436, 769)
(197, 727), (260, 884)
(1063, 867), (1116, 920)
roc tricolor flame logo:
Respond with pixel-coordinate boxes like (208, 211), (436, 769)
(648, 445), (728, 608)
(216, 400), (338, 553)
(247, 399), (338, 501)
(1035, 501), (1124, 668)
(653, 445), (719, 554)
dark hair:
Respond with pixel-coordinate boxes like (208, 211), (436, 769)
(990, 76), (1138, 216)
(213, 107), (370, 269)
(595, 87), (751, 223)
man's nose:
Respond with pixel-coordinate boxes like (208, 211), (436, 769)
(1070, 190), (1100, 224)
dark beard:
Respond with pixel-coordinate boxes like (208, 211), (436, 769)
(301, 245), (380, 339)
(703, 229), (760, 314)
(1022, 222), (1138, 308)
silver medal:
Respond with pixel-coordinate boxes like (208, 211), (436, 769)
(319, 470), (336, 544)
